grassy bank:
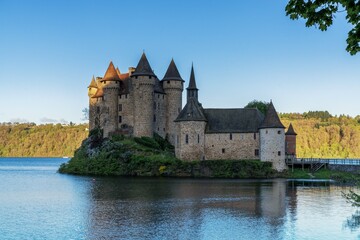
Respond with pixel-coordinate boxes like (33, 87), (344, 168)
(59, 130), (275, 178)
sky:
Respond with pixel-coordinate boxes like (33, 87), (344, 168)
(0, 0), (359, 124)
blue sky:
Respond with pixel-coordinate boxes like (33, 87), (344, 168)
(0, 0), (359, 124)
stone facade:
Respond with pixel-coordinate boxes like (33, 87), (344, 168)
(204, 133), (260, 160)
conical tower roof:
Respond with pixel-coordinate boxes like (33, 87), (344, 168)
(285, 123), (297, 135)
(175, 98), (207, 122)
(87, 76), (98, 88)
(131, 53), (156, 77)
(102, 61), (121, 81)
(162, 59), (184, 81)
(116, 67), (121, 78)
(187, 64), (198, 90)
(259, 101), (285, 129)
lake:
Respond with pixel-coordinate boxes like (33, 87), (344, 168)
(0, 157), (359, 240)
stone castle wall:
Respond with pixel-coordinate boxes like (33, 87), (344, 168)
(163, 80), (183, 145)
(175, 121), (206, 161)
(102, 83), (119, 137)
(133, 76), (155, 137)
(204, 133), (260, 160)
(118, 93), (134, 131)
(260, 128), (286, 171)
(154, 92), (166, 138)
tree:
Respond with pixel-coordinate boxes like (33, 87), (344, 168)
(82, 108), (89, 121)
(244, 100), (269, 114)
(286, 0), (360, 55)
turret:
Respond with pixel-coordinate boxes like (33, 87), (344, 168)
(285, 123), (297, 156)
(131, 53), (156, 137)
(99, 61), (121, 137)
(259, 101), (287, 171)
(162, 59), (184, 145)
(187, 64), (198, 102)
(175, 65), (207, 160)
(88, 76), (98, 131)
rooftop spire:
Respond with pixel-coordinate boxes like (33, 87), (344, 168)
(187, 63), (198, 90)
(102, 61), (121, 81)
(285, 123), (297, 135)
(88, 75), (98, 88)
(162, 58), (184, 81)
(131, 53), (156, 77)
(259, 101), (285, 129)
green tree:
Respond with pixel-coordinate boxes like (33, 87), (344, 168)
(244, 100), (269, 114)
(286, 0), (360, 55)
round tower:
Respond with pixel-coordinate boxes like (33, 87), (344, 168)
(259, 101), (287, 171)
(87, 76), (98, 131)
(131, 53), (156, 137)
(100, 61), (120, 137)
(162, 59), (184, 145)
(285, 123), (297, 156)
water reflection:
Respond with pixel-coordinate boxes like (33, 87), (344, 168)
(86, 178), (309, 239)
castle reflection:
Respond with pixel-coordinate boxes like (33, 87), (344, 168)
(84, 178), (333, 239)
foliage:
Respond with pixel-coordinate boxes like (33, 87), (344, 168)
(244, 100), (269, 114)
(285, 0), (360, 55)
(59, 134), (275, 178)
(343, 190), (360, 207)
(0, 123), (88, 157)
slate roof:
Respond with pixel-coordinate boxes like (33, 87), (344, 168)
(101, 61), (121, 81)
(131, 53), (156, 77)
(88, 76), (98, 88)
(187, 64), (198, 90)
(259, 102), (285, 129)
(175, 98), (207, 122)
(285, 123), (297, 135)
(162, 59), (184, 81)
(204, 108), (265, 133)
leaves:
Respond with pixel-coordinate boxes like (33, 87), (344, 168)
(286, 0), (360, 55)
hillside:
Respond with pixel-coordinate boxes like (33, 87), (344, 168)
(1, 112), (360, 158)
(0, 123), (88, 157)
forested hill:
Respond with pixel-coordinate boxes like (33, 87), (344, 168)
(0, 123), (88, 157)
(281, 112), (360, 158)
(1, 112), (360, 158)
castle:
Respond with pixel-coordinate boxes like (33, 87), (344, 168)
(87, 53), (297, 171)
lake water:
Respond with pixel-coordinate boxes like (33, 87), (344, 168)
(0, 157), (359, 240)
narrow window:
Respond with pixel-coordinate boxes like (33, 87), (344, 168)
(222, 148), (225, 153)
(185, 134), (189, 144)
(162, 95), (164, 99)
(149, 76), (152, 79)
(119, 116), (122, 123)
(278, 130), (281, 134)
(154, 102), (156, 110)
(118, 104), (122, 112)
(278, 151), (281, 156)
(125, 94), (128, 99)
(96, 107), (100, 114)
(153, 115), (156, 122)
(158, 94), (159, 99)
(254, 133), (256, 139)
(157, 127), (159, 131)
(255, 149), (259, 156)
(135, 76), (138, 79)
(158, 102), (160, 108)
(197, 134), (200, 143)
(266, 130), (268, 134)
(163, 128), (165, 131)
(167, 81), (170, 84)
(230, 133), (232, 140)
(120, 95), (122, 99)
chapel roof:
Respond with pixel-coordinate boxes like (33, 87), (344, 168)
(88, 76), (98, 88)
(204, 108), (265, 133)
(175, 98), (207, 122)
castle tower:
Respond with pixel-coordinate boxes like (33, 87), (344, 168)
(87, 76), (98, 131)
(175, 65), (207, 160)
(259, 101), (287, 171)
(131, 53), (156, 137)
(99, 61), (121, 137)
(162, 59), (184, 145)
(285, 123), (297, 156)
